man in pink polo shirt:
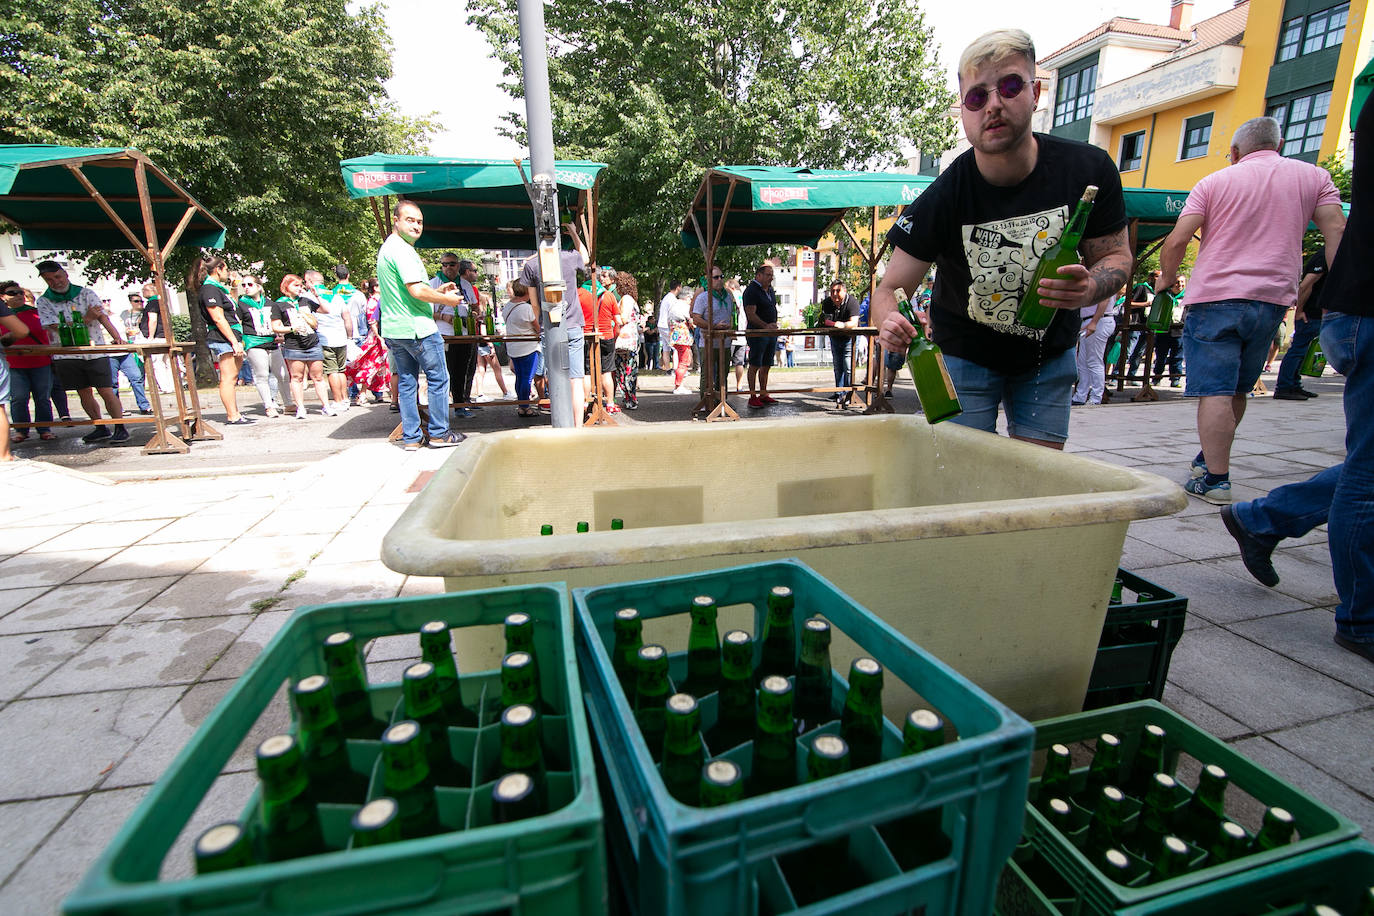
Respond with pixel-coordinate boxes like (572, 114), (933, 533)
(1157, 116), (1345, 504)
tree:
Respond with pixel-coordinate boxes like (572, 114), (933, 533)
(467, 0), (955, 295)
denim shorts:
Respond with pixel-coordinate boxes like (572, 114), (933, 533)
(208, 340), (238, 360)
(1182, 300), (1287, 397)
(746, 336), (775, 367)
(566, 329), (585, 380)
(943, 346), (1078, 443)
(884, 350), (905, 372)
(0, 354), (9, 403)
(282, 346), (325, 363)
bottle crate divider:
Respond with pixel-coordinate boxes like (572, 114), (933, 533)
(64, 583), (605, 916)
(997, 701), (1362, 916)
(573, 557), (1035, 916)
(1084, 569), (1188, 711)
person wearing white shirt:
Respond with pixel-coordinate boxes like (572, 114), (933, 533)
(658, 280), (681, 373)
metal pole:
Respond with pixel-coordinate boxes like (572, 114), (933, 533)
(518, 0), (574, 428)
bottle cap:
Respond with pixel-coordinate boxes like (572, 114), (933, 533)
(803, 617), (829, 634)
(907, 709), (941, 731)
(257, 734), (295, 759)
(504, 651), (532, 669)
(1103, 849), (1129, 868)
(1203, 763), (1227, 780)
(692, 595), (714, 610)
(1162, 835), (1188, 855)
(638, 644), (666, 662)
(812, 734), (847, 759)
(667, 693), (697, 714)
(1153, 773), (1177, 790)
(295, 674), (327, 694)
(384, 721), (420, 744)
(353, 797), (398, 830)
(852, 657), (881, 676)
(505, 612), (531, 627)
(421, 620), (448, 636)
(615, 607), (639, 622)
(1099, 733), (1121, 748)
(1103, 786), (1124, 803)
(495, 772), (534, 801)
(724, 629), (751, 645)
(704, 760), (740, 786)
(1220, 821), (1247, 841)
(404, 661), (435, 680)
(324, 631), (353, 647)
(195, 822), (244, 857)
(1048, 798), (1072, 817)
(761, 675), (791, 694)
(503, 704), (536, 727)
(770, 585), (792, 600)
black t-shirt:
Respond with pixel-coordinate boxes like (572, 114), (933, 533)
(819, 293), (859, 325)
(198, 283), (240, 345)
(888, 133), (1127, 374)
(1300, 248), (1327, 320)
(1318, 100), (1371, 316)
(742, 279), (778, 325)
(271, 297), (320, 351)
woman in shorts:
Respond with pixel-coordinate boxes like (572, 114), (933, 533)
(272, 275), (335, 418)
(190, 255), (249, 425)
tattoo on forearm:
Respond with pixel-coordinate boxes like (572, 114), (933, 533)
(1088, 265), (1128, 303)
(1081, 227), (1131, 303)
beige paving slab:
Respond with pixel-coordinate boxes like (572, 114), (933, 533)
(26, 519), (174, 554)
(0, 548), (120, 589)
(278, 559), (406, 608)
(0, 687), (182, 800)
(0, 795), (80, 885)
(125, 570), (297, 622)
(0, 577), (180, 636)
(0, 786), (147, 914)
(71, 540), (231, 584)
(196, 533), (333, 575)
(398, 575), (446, 598)
(29, 616), (251, 697)
(203, 610), (293, 681)
(244, 506), (358, 537)
(3, 524), (76, 552)
(0, 627), (109, 701)
(136, 511), (265, 546)
(308, 532), (385, 567)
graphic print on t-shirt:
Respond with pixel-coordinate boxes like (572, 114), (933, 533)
(962, 204), (1067, 339)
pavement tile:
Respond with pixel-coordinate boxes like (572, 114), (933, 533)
(0, 786), (147, 913)
(1227, 608), (1372, 696)
(1119, 536), (1187, 571)
(0, 548), (121, 589)
(0, 688), (182, 800)
(1229, 453), (1324, 478)
(137, 511), (265, 546)
(158, 771), (259, 882)
(125, 570), (296, 622)
(1277, 449), (1346, 469)
(0, 627), (109, 701)
(279, 560), (406, 607)
(0, 576), (179, 636)
(1229, 736), (1374, 837)
(1267, 709), (1374, 799)
(398, 575), (447, 598)
(71, 540), (231, 583)
(29, 616), (251, 697)
(0, 585), (49, 620)
(3, 524), (76, 552)
(0, 795), (80, 885)
(27, 519), (174, 553)
(366, 633), (421, 663)
(203, 610), (293, 680)
(308, 532), (385, 567)
(1210, 549), (1338, 607)
(1130, 559), (1311, 625)
(245, 506), (358, 537)
(1167, 626), (1371, 732)
(196, 533), (333, 574)
(1161, 681), (1253, 740)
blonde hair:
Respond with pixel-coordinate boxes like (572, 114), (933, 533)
(958, 29), (1036, 82)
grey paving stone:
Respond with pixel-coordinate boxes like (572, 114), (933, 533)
(125, 570), (294, 622)
(0, 786), (147, 914)
(29, 616), (251, 697)
(0, 548), (120, 589)
(1229, 736), (1374, 838)
(1210, 548), (1338, 607)
(136, 509), (268, 546)
(1230, 452), (1324, 478)
(196, 533), (333, 575)
(0, 688), (181, 800)
(1228, 608), (1373, 696)
(244, 506), (358, 537)
(203, 610), (293, 681)
(1268, 709), (1374, 798)
(1278, 449), (1346, 469)
(1161, 681), (1253, 740)
(0, 627), (109, 701)
(3, 524), (76, 552)
(0, 795), (80, 884)
(307, 532), (385, 567)
(365, 633), (421, 663)
(0, 585), (48, 620)
(278, 560), (405, 607)
(26, 519), (174, 553)
(0, 577), (180, 636)
(1128, 512), (1246, 561)
(71, 540), (231, 583)
(1130, 559), (1311, 625)
(158, 770), (259, 882)
(398, 575), (446, 598)
(1119, 536), (1187, 571)
(1167, 626), (1371, 732)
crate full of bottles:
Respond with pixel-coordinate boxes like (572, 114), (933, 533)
(64, 584), (604, 916)
(994, 700), (1364, 916)
(573, 558), (1035, 916)
(1084, 570), (1189, 711)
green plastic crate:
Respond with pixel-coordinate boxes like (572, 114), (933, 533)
(995, 701), (1362, 916)
(63, 584), (605, 916)
(1084, 570), (1188, 710)
(573, 558), (1035, 916)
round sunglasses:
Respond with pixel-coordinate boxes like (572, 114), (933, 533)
(963, 73), (1029, 112)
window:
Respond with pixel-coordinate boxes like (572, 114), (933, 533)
(1181, 113), (1213, 159)
(1054, 62), (1097, 126)
(1119, 131), (1146, 171)
(12, 242), (31, 261)
(1302, 3), (1347, 55)
(1269, 88), (1332, 158)
(1276, 16), (1304, 61)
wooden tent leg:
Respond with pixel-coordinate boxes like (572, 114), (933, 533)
(139, 351), (188, 454)
(178, 350), (222, 440)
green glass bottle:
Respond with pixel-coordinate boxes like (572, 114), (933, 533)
(500, 703), (548, 806)
(1044, 797), (1075, 835)
(685, 595), (722, 696)
(419, 621), (478, 727)
(780, 734), (855, 905)
(576, 521), (590, 533)
(700, 759), (744, 807)
(1085, 733), (1123, 797)
(1146, 289), (1177, 333)
(485, 306), (496, 337)
(611, 607), (644, 696)
(876, 709), (952, 871)
(794, 618), (833, 735)
(1016, 185), (1099, 329)
(1110, 577), (1124, 605)
(757, 585), (797, 683)
(1255, 805), (1296, 851)
(540, 524), (553, 536)
(807, 733), (850, 782)
(1356, 887), (1374, 916)
(634, 644), (672, 762)
(903, 708), (945, 754)
(707, 629), (755, 753)
(193, 821), (254, 874)
(503, 612), (543, 704)
(493, 771), (545, 823)
(1133, 773), (1180, 857)
(1151, 835), (1192, 881)
(1036, 743), (1073, 807)
(1177, 764), (1229, 847)
(1208, 820), (1250, 865)
(660, 693), (706, 806)
(255, 734), (325, 862)
(56, 311), (74, 347)
(498, 650), (550, 719)
(403, 661), (472, 788)
(351, 797), (401, 848)
(893, 289), (963, 424)
(290, 674), (368, 804)
(751, 675), (797, 795)
(1087, 785), (1127, 853)
(610, 517), (625, 530)
(321, 631), (386, 740)
(839, 657), (884, 769)
(71, 307), (91, 346)
(381, 720), (442, 839)
(1100, 848), (1134, 884)
(1300, 337), (1327, 377)
(1309, 906), (1344, 916)
(1124, 724), (1168, 798)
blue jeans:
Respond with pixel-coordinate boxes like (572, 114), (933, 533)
(10, 363), (55, 433)
(1231, 312), (1372, 643)
(386, 334), (451, 444)
(830, 335), (852, 399)
(1275, 314), (1322, 392)
(512, 352), (538, 403)
(944, 347), (1078, 443)
(109, 352), (151, 411)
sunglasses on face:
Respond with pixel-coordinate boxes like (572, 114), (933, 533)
(711, 274), (723, 280)
(441, 262), (458, 268)
(1, 288), (21, 297)
(962, 73), (1029, 112)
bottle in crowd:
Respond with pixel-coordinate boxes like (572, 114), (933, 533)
(504, 613), (543, 704)
(750, 675), (797, 795)
(779, 734), (855, 906)
(493, 771), (544, 824)
(634, 644), (671, 762)
(1146, 287), (1177, 333)
(794, 618), (833, 735)
(419, 621), (478, 727)
(320, 631), (387, 740)
(1016, 186), (1098, 329)
(194, 821), (254, 874)
(498, 650), (553, 720)
(70, 308), (91, 346)
(540, 524), (553, 536)
(685, 595), (722, 696)
(700, 759), (744, 807)
(1036, 743), (1073, 809)
(1208, 820), (1250, 865)
(1176, 764), (1229, 848)
(1151, 835), (1192, 881)
(499, 703), (548, 807)
(1300, 338), (1327, 377)
(1255, 806), (1296, 851)
(611, 607), (644, 697)
(1087, 785), (1127, 853)
(706, 629), (755, 753)
(878, 708), (952, 870)
(381, 720), (442, 840)
(1085, 733), (1123, 797)
(1133, 772), (1181, 857)
(576, 521), (590, 533)
(56, 311), (74, 347)
(1123, 724), (1169, 798)
(839, 657), (884, 769)
(290, 674), (369, 804)
(402, 662), (473, 788)
(610, 518), (625, 530)
(660, 693), (706, 806)
(892, 288), (962, 424)
(255, 734), (326, 862)
(756, 586), (797, 684)
(351, 798), (401, 848)
(1110, 577), (1124, 605)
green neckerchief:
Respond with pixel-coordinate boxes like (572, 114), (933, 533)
(239, 294), (273, 343)
(329, 282), (357, 300)
(202, 277), (232, 295)
(43, 284), (83, 303)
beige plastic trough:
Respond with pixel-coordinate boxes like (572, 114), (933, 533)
(382, 415), (1185, 721)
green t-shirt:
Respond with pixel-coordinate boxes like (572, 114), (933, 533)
(376, 232), (435, 340)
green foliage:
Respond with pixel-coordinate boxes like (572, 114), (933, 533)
(1303, 152), (1352, 258)
(467, 0), (956, 295)
(168, 314), (194, 343)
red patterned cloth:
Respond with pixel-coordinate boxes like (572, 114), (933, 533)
(345, 334), (391, 392)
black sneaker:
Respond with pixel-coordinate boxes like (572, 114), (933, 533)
(110, 425), (130, 443)
(427, 432), (466, 448)
(1220, 505), (1279, 587)
(1273, 388), (1308, 401)
(137, 408), (154, 415)
(1298, 387), (1318, 398)
(1333, 633), (1374, 664)
(82, 427), (112, 443)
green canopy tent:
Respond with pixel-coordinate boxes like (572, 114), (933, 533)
(339, 154), (607, 254)
(680, 165), (936, 420)
(0, 145), (228, 454)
